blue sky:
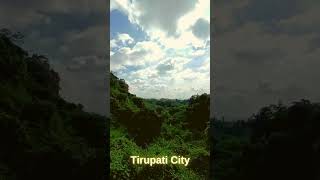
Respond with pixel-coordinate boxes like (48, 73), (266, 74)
(110, 0), (210, 99)
(110, 9), (146, 42)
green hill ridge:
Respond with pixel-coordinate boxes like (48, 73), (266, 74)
(0, 29), (106, 180)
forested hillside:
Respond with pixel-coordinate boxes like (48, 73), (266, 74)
(212, 100), (320, 180)
(110, 73), (210, 179)
(0, 29), (106, 179)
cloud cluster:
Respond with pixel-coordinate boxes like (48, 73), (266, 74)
(111, 0), (210, 99)
(111, 38), (210, 99)
(111, 40), (164, 71)
(112, 0), (210, 48)
(111, 33), (135, 50)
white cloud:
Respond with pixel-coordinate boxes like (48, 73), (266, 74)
(110, 33), (135, 50)
(110, 39), (118, 49)
(117, 33), (134, 44)
(110, 40), (164, 70)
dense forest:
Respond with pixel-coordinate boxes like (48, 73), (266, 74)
(110, 73), (210, 179)
(0, 29), (106, 179)
(212, 100), (320, 180)
(3, 28), (319, 180)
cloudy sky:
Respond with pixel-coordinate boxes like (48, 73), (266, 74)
(2, 0), (320, 120)
(110, 0), (210, 99)
(0, 0), (108, 115)
(213, 0), (320, 120)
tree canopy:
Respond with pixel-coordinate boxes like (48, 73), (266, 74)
(0, 29), (107, 180)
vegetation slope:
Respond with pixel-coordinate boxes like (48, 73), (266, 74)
(0, 29), (106, 180)
(110, 73), (210, 179)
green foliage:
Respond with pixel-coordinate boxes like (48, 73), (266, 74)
(186, 94), (210, 134)
(110, 128), (141, 179)
(110, 73), (210, 179)
(0, 29), (106, 179)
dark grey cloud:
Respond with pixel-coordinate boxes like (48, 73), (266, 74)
(0, 0), (106, 30)
(234, 48), (285, 65)
(134, 0), (197, 36)
(192, 18), (210, 40)
(66, 55), (107, 73)
(213, 0), (320, 35)
(276, 6), (320, 36)
(156, 62), (174, 75)
(256, 81), (274, 95)
(213, 0), (320, 120)
(235, 0), (303, 25)
(309, 36), (320, 52)
(0, 0), (108, 115)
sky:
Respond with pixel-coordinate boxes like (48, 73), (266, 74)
(110, 0), (210, 99)
(1, 0), (320, 120)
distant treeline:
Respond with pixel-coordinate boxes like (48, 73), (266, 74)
(212, 100), (320, 180)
